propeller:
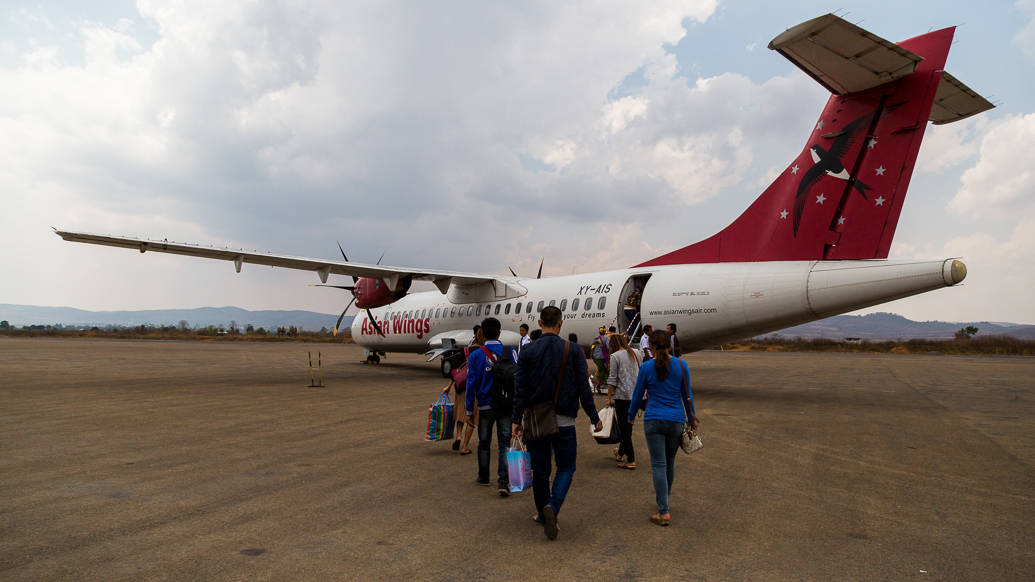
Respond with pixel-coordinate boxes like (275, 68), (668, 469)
(320, 242), (387, 337)
(507, 258), (544, 279)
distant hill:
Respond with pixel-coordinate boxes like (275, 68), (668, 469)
(3, 304), (1033, 341)
(759, 312), (1035, 341)
(0, 304), (349, 332)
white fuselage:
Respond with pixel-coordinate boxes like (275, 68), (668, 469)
(350, 258), (965, 353)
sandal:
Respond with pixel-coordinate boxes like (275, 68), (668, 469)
(618, 462), (636, 470)
(649, 514), (670, 527)
(459, 449), (472, 455)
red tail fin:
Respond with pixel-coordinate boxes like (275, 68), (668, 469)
(637, 24), (958, 266)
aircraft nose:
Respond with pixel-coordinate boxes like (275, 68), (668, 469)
(943, 259), (967, 285)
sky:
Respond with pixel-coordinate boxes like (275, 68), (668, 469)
(2, 0), (1034, 324)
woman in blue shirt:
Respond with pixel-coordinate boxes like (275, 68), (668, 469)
(628, 329), (699, 526)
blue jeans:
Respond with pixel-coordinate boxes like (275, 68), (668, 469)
(526, 426), (577, 521)
(478, 412), (512, 486)
(644, 419), (684, 514)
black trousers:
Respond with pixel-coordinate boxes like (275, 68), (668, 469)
(613, 398), (635, 463)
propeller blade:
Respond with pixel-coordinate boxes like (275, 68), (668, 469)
(337, 241), (358, 283)
(537, 257), (544, 279)
(376, 252), (385, 265)
(367, 308), (386, 337)
(509, 266), (517, 277)
(333, 296), (357, 336)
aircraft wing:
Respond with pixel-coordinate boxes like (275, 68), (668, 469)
(53, 229), (503, 290)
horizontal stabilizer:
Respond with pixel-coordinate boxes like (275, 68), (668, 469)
(930, 72), (995, 124)
(768, 13), (923, 95)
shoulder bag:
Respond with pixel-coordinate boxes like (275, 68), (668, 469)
(522, 340), (570, 442)
(678, 360), (703, 455)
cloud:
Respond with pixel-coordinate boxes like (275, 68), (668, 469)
(1015, 0), (1035, 63)
(914, 116), (985, 175)
(947, 113), (1035, 217)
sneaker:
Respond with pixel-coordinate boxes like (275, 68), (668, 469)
(542, 505), (558, 540)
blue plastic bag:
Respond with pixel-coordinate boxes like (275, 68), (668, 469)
(506, 436), (533, 493)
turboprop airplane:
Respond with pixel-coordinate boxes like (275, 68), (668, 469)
(55, 14), (993, 377)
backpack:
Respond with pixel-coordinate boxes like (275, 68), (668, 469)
(483, 346), (516, 420)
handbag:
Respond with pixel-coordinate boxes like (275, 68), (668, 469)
(506, 436), (533, 493)
(677, 360), (702, 455)
(425, 393), (455, 442)
(522, 340), (570, 442)
(591, 405), (621, 444)
(450, 346), (470, 389)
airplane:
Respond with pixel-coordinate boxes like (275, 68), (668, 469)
(55, 14), (993, 377)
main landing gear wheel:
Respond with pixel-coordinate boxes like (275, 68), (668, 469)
(441, 357), (454, 378)
(365, 353), (381, 365)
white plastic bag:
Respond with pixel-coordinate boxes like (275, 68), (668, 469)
(591, 406), (620, 444)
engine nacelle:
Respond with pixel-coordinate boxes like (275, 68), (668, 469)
(353, 275), (412, 309)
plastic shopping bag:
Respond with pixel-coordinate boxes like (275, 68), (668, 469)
(425, 393), (455, 441)
(506, 436), (533, 493)
(591, 405), (621, 444)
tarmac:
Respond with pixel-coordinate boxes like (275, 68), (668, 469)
(0, 337), (1032, 581)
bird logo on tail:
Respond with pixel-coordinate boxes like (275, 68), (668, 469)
(793, 114), (873, 235)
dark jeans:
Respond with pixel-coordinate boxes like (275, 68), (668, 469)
(478, 412), (512, 486)
(613, 399), (635, 463)
(644, 419), (684, 514)
(526, 425), (577, 521)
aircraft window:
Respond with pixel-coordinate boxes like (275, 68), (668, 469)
(597, 296), (607, 310)
(537, 300), (544, 312)
(450, 307), (456, 318)
(584, 297), (593, 310)
(504, 303), (511, 315)
(526, 301), (533, 314)
(549, 299), (556, 307)
(559, 299), (567, 311)
(515, 302), (521, 314)
(467, 305), (474, 316)
(571, 298), (578, 311)
(494, 304), (501, 315)
(476, 304), (483, 316)
(435, 308), (440, 318)
(421, 309), (427, 318)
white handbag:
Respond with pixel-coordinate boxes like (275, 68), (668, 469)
(680, 428), (703, 455)
(677, 360), (702, 455)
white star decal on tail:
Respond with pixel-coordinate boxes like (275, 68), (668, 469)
(875, 196), (886, 206)
(815, 194), (826, 204)
(838, 216), (846, 225)
(790, 164), (799, 175)
(816, 120), (824, 130)
(875, 166), (886, 176)
(867, 138), (878, 149)
(779, 209), (789, 219)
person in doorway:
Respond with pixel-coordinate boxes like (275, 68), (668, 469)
(606, 333), (641, 469)
(519, 323), (531, 354)
(512, 306), (602, 540)
(628, 330), (698, 526)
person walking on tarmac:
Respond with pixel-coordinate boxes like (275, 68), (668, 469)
(465, 317), (514, 496)
(512, 306), (602, 541)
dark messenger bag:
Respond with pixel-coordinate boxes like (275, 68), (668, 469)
(522, 340), (570, 442)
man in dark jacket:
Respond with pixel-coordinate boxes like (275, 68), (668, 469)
(512, 306), (602, 540)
